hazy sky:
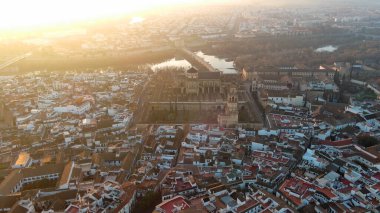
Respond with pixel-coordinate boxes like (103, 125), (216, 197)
(0, 0), (378, 31)
(0, 0), (203, 30)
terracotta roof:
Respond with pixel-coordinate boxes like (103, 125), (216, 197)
(65, 205), (79, 213)
(343, 146), (380, 164)
(236, 199), (259, 213)
(372, 183), (380, 191)
(58, 162), (75, 187)
(252, 151), (289, 164)
(0, 164), (65, 195)
(36, 189), (77, 203)
(0, 170), (22, 195)
(319, 138), (353, 147)
(280, 176), (338, 208)
(0, 195), (20, 209)
(9, 203), (28, 213)
(315, 186), (337, 199)
(156, 196), (190, 213)
(113, 183), (136, 213)
(278, 177), (313, 207)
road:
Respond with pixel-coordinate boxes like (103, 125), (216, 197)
(243, 82), (265, 126)
(173, 124), (189, 167)
(131, 76), (152, 125)
(129, 125), (153, 175)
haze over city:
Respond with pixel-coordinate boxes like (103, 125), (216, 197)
(2, 0), (379, 31)
(1, 1), (380, 213)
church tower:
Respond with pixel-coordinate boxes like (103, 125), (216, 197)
(218, 85), (239, 127)
(226, 86), (238, 114)
(251, 70), (259, 92)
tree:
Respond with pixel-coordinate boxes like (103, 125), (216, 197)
(357, 135), (379, 148)
(22, 179), (57, 191)
(19, 135), (34, 146)
(133, 191), (162, 213)
(334, 70), (340, 86)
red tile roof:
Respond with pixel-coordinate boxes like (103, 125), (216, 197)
(343, 145), (380, 163)
(244, 165), (259, 173)
(315, 186), (337, 199)
(113, 183), (137, 212)
(278, 178), (308, 206)
(236, 199), (259, 213)
(156, 196), (190, 213)
(372, 172), (380, 181)
(340, 178), (350, 185)
(252, 151), (289, 164)
(319, 138), (353, 147)
(279, 177), (337, 207)
(243, 175), (256, 180)
(174, 179), (194, 192)
(372, 183), (380, 191)
(65, 205), (79, 213)
(338, 186), (353, 194)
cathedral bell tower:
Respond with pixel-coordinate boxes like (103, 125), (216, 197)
(226, 87), (238, 114)
(218, 85), (239, 127)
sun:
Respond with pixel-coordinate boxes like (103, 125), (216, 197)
(0, 0), (197, 31)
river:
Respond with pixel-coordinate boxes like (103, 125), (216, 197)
(150, 57), (191, 71)
(151, 51), (237, 73)
(315, 45), (338, 53)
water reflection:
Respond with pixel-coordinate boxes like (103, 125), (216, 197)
(315, 45), (338, 53)
(151, 52), (237, 74)
(151, 58), (191, 72)
(195, 51), (237, 74)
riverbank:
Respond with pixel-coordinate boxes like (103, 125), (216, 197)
(3, 49), (176, 74)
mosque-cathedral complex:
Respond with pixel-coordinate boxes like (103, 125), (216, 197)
(148, 67), (243, 127)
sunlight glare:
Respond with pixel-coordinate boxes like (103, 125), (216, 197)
(0, 0), (197, 30)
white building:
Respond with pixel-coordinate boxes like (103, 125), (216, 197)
(307, 81), (338, 92)
(268, 95), (304, 107)
(54, 101), (92, 115)
(302, 149), (329, 169)
(250, 142), (268, 151)
(187, 132), (208, 143)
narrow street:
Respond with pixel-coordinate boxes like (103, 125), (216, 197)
(243, 82), (266, 126)
(130, 125), (153, 175)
